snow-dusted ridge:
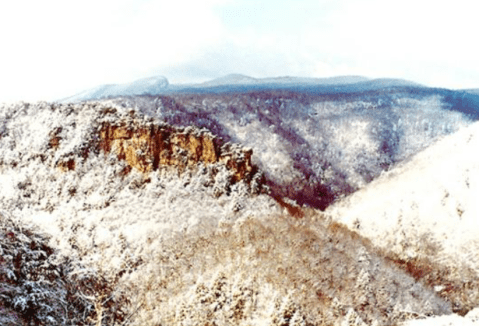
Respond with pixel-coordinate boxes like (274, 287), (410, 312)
(0, 100), (272, 236)
(61, 73), (424, 103)
(0, 100), (283, 324)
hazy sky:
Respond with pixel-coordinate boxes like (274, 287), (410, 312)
(0, 0), (478, 102)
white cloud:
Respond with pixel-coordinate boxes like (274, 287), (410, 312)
(0, 0), (228, 102)
(164, 0), (479, 88)
(0, 0), (478, 102)
(295, 0), (479, 87)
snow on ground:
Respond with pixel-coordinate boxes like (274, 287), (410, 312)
(111, 90), (473, 209)
(2, 99), (478, 324)
(402, 308), (479, 325)
(326, 120), (479, 273)
(0, 101), (281, 274)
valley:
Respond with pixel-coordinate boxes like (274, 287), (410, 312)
(1, 76), (479, 325)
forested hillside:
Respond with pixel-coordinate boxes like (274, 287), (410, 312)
(1, 81), (479, 324)
(107, 86), (477, 209)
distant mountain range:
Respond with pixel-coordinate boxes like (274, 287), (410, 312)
(94, 86), (479, 210)
(196, 73), (370, 87)
(58, 74), (479, 210)
(61, 74), (423, 102)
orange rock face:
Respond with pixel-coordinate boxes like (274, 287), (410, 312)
(97, 122), (256, 183)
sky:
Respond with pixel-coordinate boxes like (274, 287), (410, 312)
(0, 0), (478, 102)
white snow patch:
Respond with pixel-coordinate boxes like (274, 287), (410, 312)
(327, 120), (479, 272)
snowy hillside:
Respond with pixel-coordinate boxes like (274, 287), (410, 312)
(0, 100), (274, 240)
(0, 99), (472, 325)
(3, 76), (479, 324)
(0, 100), (281, 324)
(0, 212), (91, 325)
(326, 120), (479, 269)
(326, 120), (479, 316)
(101, 87), (477, 210)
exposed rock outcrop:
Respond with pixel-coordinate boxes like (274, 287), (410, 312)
(97, 121), (257, 183)
(38, 102), (260, 188)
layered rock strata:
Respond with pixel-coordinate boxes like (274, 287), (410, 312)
(41, 103), (259, 188)
(97, 122), (256, 183)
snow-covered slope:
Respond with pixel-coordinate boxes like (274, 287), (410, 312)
(4, 75), (479, 324)
(0, 99), (465, 325)
(103, 88), (475, 210)
(125, 213), (452, 325)
(61, 77), (478, 212)
(402, 308), (479, 326)
(0, 100), (282, 324)
(326, 120), (479, 270)
(0, 100), (273, 235)
(0, 212), (80, 325)
(323, 120), (479, 318)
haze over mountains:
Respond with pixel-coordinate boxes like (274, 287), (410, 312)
(195, 74), (371, 87)
(62, 74), (422, 102)
(61, 76), (170, 103)
(2, 74), (479, 325)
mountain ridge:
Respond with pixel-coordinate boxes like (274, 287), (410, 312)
(198, 74), (370, 87)
(61, 74), (424, 102)
(102, 86), (477, 210)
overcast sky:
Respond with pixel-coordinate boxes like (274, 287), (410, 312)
(0, 0), (478, 102)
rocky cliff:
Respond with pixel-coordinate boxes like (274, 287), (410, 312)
(0, 101), (273, 255)
(36, 103), (261, 191)
(97, 122), (256, 183)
